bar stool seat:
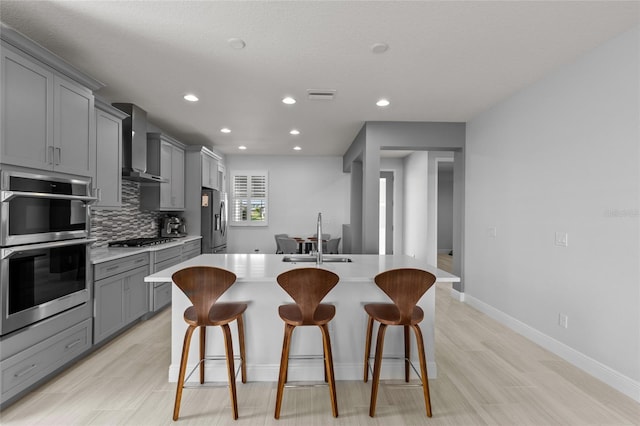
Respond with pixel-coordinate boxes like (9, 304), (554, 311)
(278, 303), (335, 326)
(183, 303), (247, 325)
(171, 266), (247, 421)
(363, 268), (436, 418)
(274, 267), (340, 419)
(364, 303), (424, 325)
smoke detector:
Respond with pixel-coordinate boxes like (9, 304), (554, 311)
(307, 89), (336, 101)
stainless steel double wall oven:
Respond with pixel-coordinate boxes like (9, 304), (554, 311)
(0, 170), (96, 336)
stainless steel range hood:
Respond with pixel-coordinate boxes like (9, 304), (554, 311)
(112, 103), (168, 183)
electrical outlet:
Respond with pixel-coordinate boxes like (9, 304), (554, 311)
(558, 313), (569, 328)
(487, 227), (497, 238)
(555, 232), (568, 247)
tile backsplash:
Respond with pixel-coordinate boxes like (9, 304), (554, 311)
(90, 180), (163, 247)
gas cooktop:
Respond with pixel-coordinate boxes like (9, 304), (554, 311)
(108, 237), (175, 247)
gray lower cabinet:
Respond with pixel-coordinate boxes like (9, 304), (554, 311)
(150, 245), (183, 313)
(93, 253), (150, 344)
(181, 239), (201, 261)
(0, 318), (91, 404)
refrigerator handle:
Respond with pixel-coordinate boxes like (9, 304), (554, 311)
(220, 200), (226, 236)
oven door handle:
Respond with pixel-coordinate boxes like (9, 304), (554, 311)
(1, 191), (99, 203)
(1, 238), (97, 259)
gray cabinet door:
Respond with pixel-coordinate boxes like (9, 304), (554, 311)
(159, 142), (185, 210)
(94, 108), (122, 208)
(54, 75), (95, 176)
(124, 267), (149, 323)
(1, 46), (53, 170)
(94, 275), (125, 344)
(171, 145), (185, 209)
(159, 141), (173, 209)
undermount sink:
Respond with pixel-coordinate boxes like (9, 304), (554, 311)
(282, 255), (353, 263)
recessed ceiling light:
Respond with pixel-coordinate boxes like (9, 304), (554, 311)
(184, 94), (199, 102)
(371, 43), (389, 54)
(289, 129), (300, 135)
(238, 145), (247, 150)
(228, 38), (246, 49)
(220, 128), (231, 133)
(282, 96), (296, 105)
(376, 98), (390, 107)
(293, 146), (302, 151)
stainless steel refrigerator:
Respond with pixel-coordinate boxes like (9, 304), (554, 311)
(201, 188), (227, 253)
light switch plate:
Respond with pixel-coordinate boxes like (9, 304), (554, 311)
(555, 232), (568, 247)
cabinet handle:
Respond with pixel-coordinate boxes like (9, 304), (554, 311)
(54, 147), (61, 165)
(14, 364), (37, 378)
(65, 339), (83, 350)
(48, 146), (54, 165)
(106, 265), (119, 272)
(134, 258), (145, 264)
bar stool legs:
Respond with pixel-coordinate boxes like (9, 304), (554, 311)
(320, 323), (338, 417)
(172, 320), (246, 421)
(274, 322), (338, 419)
(174, 325), (196, 421)
(274, 324), (293, 419)
(364, 321), (432, 418)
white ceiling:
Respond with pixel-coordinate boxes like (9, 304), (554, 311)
(1, 1), (638, 157)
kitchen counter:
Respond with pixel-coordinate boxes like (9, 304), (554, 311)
(89, 235), (202, 264)
(145, 253), (459, 383)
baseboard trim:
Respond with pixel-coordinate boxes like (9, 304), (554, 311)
(464, 294), (640, 402)
(450, 287), (465, 302)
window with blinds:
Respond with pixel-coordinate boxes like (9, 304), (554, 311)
(230, 171), (268, 226)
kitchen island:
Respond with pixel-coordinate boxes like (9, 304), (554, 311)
(145, 253), (459, 383)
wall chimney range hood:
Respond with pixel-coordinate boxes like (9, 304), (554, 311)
(112, 103), (168, 183)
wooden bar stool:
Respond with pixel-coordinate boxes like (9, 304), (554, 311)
(363, 268), (436, 417)
(274, 267), (340, 419)
(171, 266), (247, 421)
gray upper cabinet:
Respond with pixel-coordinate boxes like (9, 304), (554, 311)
(1, 42), (96, 177)
(94, 100), (128, 209)
(1, 46), (53, 170)
(141, 133), (185, 211)
(202, 152), (219, 190)
(53, 76), (95, 176)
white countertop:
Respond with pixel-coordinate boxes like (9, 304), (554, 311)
(144, 253), (460, 283)
(89, 235), (202, 264)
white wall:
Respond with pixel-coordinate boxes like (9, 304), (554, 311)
(225, 155), (350, 254)
(403, 151), (430, 261)
(465, 26), (639, 399)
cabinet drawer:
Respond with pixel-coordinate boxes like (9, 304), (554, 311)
(182, 239), (201, 253)
(154, 246), (183, 265)
(153, 282), (172, 311)
(1, 319), (91, 400)
(94, 253), (149, 281)
(182, 240), (201, 260)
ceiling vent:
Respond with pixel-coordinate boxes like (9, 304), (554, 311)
(307, 89), (336, 101)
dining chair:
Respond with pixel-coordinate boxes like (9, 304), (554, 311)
(312, 233), (331, 252)
(274, 268), (340, 419)
(363, 268), (436, 417)
(171, 266), (247, 420)
(277, 237), (299, 254)
(326, 237), (341, 254)
(274, 233), (288, 253)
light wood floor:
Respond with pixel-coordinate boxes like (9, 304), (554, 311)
(1, 255), (638, 425)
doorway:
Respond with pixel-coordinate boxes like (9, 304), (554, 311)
(379, 171), (394, 254)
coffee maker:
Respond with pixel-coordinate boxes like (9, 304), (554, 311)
(161, 215), (187, 237)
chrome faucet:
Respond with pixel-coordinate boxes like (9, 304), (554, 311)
(316, 212), (323, 265)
